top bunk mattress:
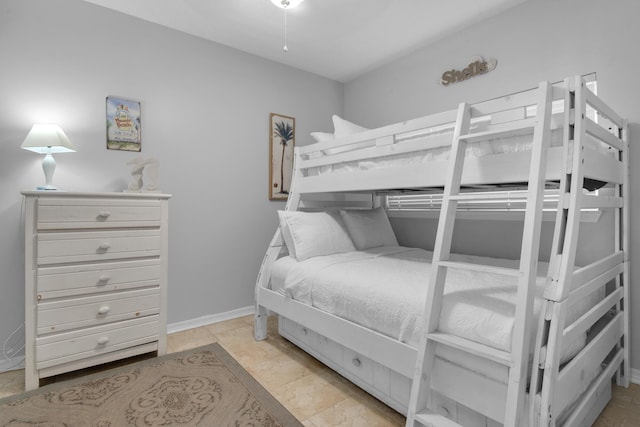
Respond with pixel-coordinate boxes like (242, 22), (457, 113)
(270, 245), (601, 363)
(307, 126), (567, 177)
(300, 124), (616, 193)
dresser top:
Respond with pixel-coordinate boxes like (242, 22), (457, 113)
(21, 190), (172, 199)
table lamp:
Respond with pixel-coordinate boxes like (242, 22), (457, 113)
(21, 124), (76, 190)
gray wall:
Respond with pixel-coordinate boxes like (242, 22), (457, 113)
(0, 0), (342, 354)
(345, 0), (639, 371)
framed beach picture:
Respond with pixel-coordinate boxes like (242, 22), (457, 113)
(106, 96), (141, 151)
(269, 113), (295, 200)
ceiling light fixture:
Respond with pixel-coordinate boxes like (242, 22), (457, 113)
(270, 0), (304, 8)
(270, 0), (304, 53)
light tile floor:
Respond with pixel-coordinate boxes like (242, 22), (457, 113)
(0, 315), (637, 426)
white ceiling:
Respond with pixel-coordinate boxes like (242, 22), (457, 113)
(82, 0), (529, 83)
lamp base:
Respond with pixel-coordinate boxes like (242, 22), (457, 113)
(40, 152), (58, 191)
(36, 185), (58, 191)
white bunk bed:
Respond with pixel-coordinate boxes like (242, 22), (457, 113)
(254, 76), (629, 426)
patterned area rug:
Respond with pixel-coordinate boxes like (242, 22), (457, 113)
(0, 343), (302, 426)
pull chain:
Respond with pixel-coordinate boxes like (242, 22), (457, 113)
(283, 4), (288, 52)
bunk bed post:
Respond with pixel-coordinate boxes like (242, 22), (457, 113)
(254, 231), (283, 340)
(283, 147), (303, 213)
(372, 193), (384, 209)
(254, 148), (303, 341)
(617, 117), (630, 387)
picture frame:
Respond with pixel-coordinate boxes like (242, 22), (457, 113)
(269, 113), (295, 200)
(106, 96), (141, 151)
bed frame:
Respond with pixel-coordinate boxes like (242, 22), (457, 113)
(254, 76), (629, 426)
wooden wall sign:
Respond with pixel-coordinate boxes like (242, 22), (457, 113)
(441, 56), (497, 86)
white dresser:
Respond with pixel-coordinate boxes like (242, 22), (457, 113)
(22, 191), (170, 390)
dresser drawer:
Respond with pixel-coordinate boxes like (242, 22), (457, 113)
(36, 198), (162, 230)
(37, 259), (161, 299)
(37, 287), (160, 335)
(37, 230), (160, 265)
(36, 315), (160, 369)
(279, 316), (317, 348)
(343, 348), (374, 386)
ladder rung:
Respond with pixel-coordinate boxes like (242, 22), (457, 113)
(427, 332), (513, 366)
(562, 193), (623, 209)
(458, 117), (536, 143)
(414, 410), (462, 427)
(438, 260), (521, 277)
(585, 118), (624, 151)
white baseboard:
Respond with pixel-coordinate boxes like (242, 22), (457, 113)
(631, 368), (640, 385)
(167, 306), (254, 334)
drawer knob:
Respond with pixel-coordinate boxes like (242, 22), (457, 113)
(97, 211), (111, 218)
(352, 357), (361, 367)
(97, 337), (109, 345)
(438, 406), (450, 417)
(97, 305), (110, 315)
(98, 275), (111, 284)
(97, 243), (111, 251)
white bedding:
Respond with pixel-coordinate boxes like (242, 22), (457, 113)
(306, 125), (614, 179)
(307, 127), (567, 177)
(272, 246), (600, 362)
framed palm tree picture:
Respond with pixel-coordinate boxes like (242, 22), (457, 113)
(269, 113), (295, 200)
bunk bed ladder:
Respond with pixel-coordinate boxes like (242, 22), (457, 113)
(406, 81), (553, 427)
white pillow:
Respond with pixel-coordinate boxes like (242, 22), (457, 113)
(278, 210), (355, 261)
(332, 115), (368, 137)
(340, 207), (398, 250)
(278, 211), (298, 259)
(310, 131), (334, 144)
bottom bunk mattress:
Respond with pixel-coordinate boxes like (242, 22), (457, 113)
(270, 246), (600, 364)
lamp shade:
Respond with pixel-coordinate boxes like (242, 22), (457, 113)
(21, 124), (75, 154)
